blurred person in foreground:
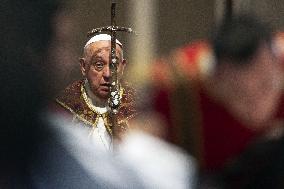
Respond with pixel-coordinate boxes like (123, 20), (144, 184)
(54, 34), (137, 151)
(152, 14), (284, 173)
(0, 0), (60, 187)
(204, 32), (284, 189)
(213, 133), (284, 189)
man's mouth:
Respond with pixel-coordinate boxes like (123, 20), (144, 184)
(100, 83), (110, 90)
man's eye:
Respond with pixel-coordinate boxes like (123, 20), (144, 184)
(93, 62), (104, 70)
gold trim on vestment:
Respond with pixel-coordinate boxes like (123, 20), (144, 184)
(55, 99), (101, 129)
(80, 84), (110, 132)
(80, 83), (124, 135)
(55, 79), (138, 138)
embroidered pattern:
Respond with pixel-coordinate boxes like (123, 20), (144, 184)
(55, 79), (137, 137)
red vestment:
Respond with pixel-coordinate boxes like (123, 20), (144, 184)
(152, 41), (284, 171)
(54, 79), (137, 138)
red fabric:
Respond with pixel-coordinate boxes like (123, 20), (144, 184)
(152, 40), (284, 171)
(183, 42), (208, 63)
(198, 87), (257, 170)
(153, 88), (175, 143)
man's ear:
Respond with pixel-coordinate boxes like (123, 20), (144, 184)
(120, 59), (127, 75)
(79, 58), (87, 76)
(122, 59), (127, 65)
(122, 58), (127, 68)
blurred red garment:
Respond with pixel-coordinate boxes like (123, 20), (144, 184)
(152, 39), (284, 171)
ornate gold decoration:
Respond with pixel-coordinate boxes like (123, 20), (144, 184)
(55, 79), (138, 137)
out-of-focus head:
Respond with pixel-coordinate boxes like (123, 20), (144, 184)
(212, 15), (272, 64)
(0, 0), (61, 175)
(273, 32), (284, 66)
(80, 34), (126, 100)
(210, 15), (283, 126)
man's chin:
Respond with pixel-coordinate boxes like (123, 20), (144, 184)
(98, 91), (110, 100)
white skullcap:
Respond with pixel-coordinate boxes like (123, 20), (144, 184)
(84, 34), (123, 48)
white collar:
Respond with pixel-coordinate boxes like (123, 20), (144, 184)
(84, 80), (108, 114)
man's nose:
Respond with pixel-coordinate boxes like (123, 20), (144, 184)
(103, 65), (111, 78)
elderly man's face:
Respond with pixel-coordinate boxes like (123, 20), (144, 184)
(80, 40), (126, 100)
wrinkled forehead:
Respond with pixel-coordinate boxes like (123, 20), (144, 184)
(84, 40), (123, 59)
